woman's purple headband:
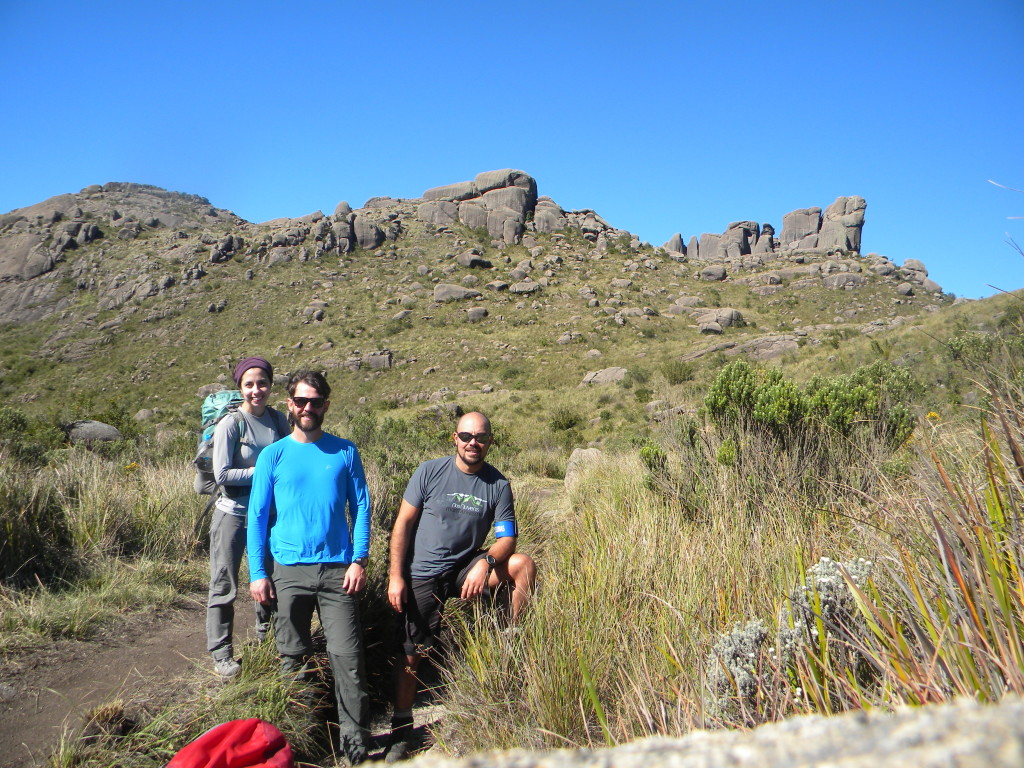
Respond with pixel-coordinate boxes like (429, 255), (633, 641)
(233, 356), (273, 385)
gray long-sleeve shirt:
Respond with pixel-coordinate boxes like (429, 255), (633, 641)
(212, 407), (288, 516)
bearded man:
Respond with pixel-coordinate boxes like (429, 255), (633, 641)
(248, 369), (372, 765)
(384, 411), (536, 762)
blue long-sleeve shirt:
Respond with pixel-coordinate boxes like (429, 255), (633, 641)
(247, 433), (371, 581)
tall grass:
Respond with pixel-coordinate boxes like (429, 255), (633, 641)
(436, 442), (862, 751)
(0, 446), (205, 645)
(436, 364), (1024, 751)
(827, 384), (1024, 706)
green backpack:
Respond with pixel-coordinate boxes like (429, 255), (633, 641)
(193, 390), (246, 495)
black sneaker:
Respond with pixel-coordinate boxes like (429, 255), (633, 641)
(384, 718), (416, 764)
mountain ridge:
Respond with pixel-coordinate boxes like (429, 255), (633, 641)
(0, 170), (968, 433)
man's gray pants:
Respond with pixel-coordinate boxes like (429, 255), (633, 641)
(206, 508), (271, 659)
(273, 560), (369, 745)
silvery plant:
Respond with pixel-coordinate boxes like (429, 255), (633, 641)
(706, 557), (875, 724)
(778, 556), (874, 665)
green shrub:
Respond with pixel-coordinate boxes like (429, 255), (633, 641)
(806, 359), (919, 447)
(704, 361), (758, 424)
(628, 367), (650, 386)
(0, 406), (65, 466)
(549, 407), (582, 432)
(638, 441), (667, 473)
(661, 360), (696, 386)
(716, 437), (737, 467)
(705, 360), (918, 450)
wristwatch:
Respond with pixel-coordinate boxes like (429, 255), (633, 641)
(353, 556), (369, 568)
(484, 554), (497, 571)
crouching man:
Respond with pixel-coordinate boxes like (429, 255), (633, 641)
(384, 411), (536, 762)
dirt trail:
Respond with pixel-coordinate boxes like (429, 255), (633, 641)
(0, 483), (566, 767)
(0, 594), (212, 768)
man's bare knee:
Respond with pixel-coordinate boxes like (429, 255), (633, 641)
(508, 553), (536, 584)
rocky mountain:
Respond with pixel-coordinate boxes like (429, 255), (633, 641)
(0, 170), (945, 327)
(0, 170), (958, 422)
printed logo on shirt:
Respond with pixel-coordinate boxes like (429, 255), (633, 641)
(447, 492), (487, 515)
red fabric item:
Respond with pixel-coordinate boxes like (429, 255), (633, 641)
(167, 718), (295, 768)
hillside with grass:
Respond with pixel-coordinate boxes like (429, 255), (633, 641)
(1, 172), (1022, 767)
(0, 172), (969, 427)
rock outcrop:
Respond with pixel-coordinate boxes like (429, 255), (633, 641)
(0, 183), (241, 324)
(413, 697), (1024, 768)
(0, 173), (944, 330)
(686, 196), (867, 266)
(420, 169), (538, 245)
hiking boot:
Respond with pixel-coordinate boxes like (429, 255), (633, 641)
(384, 738), (411, 764)
(340, 733), (368, 766)
(384, 718), (416, 764)
(213, 657), (241, 678)
(280, 654), (311, 681)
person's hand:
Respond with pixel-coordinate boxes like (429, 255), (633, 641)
(460, 558), (491, 601)
(250, 577), (275, 605)
(388, 575), (407, 613)
(343, 563), (366, 595)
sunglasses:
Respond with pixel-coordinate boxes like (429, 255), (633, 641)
(291, 396), (326, 409)
(456, 432), (492, 444)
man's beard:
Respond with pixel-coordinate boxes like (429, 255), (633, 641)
(293, 410), (324, 432)
(459, 446), (485, 467)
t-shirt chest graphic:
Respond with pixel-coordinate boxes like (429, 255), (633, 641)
(444, 492), (488, 517)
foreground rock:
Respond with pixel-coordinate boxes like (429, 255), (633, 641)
(413, 697), (1023, 768)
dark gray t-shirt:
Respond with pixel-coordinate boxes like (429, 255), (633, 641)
(403, 456), (515, 578)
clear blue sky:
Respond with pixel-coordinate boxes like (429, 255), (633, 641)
(2, 1), (1022, 299)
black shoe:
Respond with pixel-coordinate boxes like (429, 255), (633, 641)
(384, 719), (415, 764)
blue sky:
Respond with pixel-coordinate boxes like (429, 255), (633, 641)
(2, 1), (1022, 299)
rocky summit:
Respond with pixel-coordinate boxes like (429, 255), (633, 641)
(0, 170), (944, 328)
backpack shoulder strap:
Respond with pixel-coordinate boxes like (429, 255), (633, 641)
(270, 407), (290, 440)
(230, 409), (252, 445)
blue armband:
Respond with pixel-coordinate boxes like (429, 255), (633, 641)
(494, 519), (517, 538)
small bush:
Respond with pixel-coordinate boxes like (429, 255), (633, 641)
(661, 360), (696, 386)
(778, 556), (876, 692)
(716, 437), (737, 467)
(549, 407), (582, 432)
(705, 360), (918, 450)
(705, 619), (772, 725)
(0, 406), (65, 466)
(638, 441), (667, 474)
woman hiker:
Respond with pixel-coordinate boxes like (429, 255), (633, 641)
(207, 356), (289, 677)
